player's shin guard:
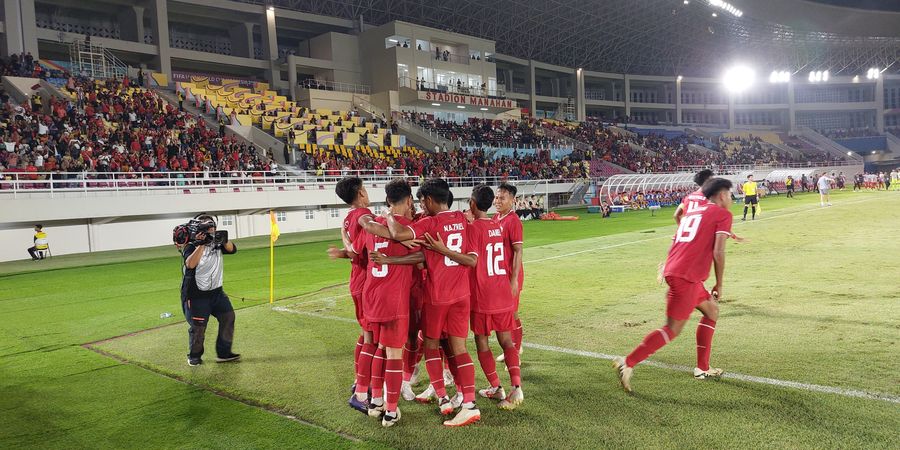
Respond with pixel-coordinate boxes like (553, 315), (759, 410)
(625, 326), (675, 368)
(371, 347), (386, 401)
(385, 358), (403, 413)
(696, 317), (717, 372)
(443, 342), (460, 383)
(355, 343), (377, 396)
(503, 345), (522, 387)
(424, 348), (447, 398)
(477, 350), (501, 388)
(513, 319), (523, 352)
(454, 353), (477, 403)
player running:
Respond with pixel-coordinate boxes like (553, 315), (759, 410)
(614, 178), (736, 392)
(741, 174), (758, 221)
(328, 176), (376, 414)
(491, 183), (525, 363)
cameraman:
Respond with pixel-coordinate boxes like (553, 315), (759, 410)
(180, 215), (240, 366)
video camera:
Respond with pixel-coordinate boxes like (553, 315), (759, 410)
(172, 213), (228, 248)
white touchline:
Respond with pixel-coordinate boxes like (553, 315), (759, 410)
(272, 306), (900, 405)
(523, 195), (883, 265)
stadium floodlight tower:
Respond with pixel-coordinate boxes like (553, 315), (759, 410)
(722, 65), (755, 93)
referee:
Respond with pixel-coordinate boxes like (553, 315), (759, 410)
(742, 174), (758, 221)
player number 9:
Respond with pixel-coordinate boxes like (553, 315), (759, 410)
(444, 233), (463, 267)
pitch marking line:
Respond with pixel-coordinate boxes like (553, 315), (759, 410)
(524, 195), (883, 265)
(273, 306), (900, 405)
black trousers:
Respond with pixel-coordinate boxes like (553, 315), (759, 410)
(27, 246), (43, 259)
(182, 288), (235, 359)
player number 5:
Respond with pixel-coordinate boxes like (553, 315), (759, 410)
(675, 215), (702, 243)
(372, 241), (389, 277)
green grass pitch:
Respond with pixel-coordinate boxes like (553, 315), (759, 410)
(1, 190), (898, 449)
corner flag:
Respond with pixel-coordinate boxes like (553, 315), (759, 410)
(269, 211), (280, 303)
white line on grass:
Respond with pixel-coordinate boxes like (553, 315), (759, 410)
(523, 195), (883, 265)
(272, 306), (900, 405)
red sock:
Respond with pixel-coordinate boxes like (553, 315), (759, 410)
(513, 319), (523, 351)
(625, 326), (675, 368)
(355, 343), (376, 394)
(370, 347), (386, 400)
(503, 345), (521, 387)
(454, 352), (476, 403)
(446, 352), (460, 385)
(385, 358), (403, 412)
(402, 344), (415, 382)
(354, 335), (364, 375)
(477, 350), (500, 388)
(424, 348), (447, 398)
(696, 318), (717, 371)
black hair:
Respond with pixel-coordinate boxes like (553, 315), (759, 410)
(335, 177), (363, 205)
(694, 169), (714, 186)
(747, 174), (754, 179)
(35, 224), (42, 230)
(384, 178), (412, 206)
(498, 182), (517, 197)
(702, 178), (733, 199)
(470, 184), (495, 212)
(416, 178), (451, 206)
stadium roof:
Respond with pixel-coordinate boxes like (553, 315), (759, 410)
(246, 0), (900, 77)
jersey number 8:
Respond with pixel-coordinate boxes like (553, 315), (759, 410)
(444, 233), (463, 267)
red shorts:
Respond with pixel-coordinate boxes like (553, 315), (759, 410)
(470, 311), (516, 336)
(372, 317), (410, 349)
(422, 301), (469, 339)
(665, 276), (710, 321)
(351, 293), (372, 332)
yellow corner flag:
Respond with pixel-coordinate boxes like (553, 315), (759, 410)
(269, 211), (280, 303)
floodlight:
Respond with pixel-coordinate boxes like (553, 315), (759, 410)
(723, 65), (755, 93)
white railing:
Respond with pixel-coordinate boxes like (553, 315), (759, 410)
(299, 79), (370, 95)
(0, 171), (546, 198)
(675, 161), (862, 173)
(399, 77), (506, 98)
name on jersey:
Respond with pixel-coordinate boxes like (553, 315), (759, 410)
(444, 223), (465, 232)
(488, 228), (502, 237)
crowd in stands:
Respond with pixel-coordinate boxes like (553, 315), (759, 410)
(0, 65), (276, 184)
(514, 195), (546, 220)
(400, 111), (558, 147)
(296, 145), (588, 181)
(609, 187), (694, 210)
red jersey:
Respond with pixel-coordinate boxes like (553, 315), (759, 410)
(493, 210), (524, 285)
(361, 216), (415, 322)
(664, 203), (733, 283)
(468, 218), (515, 314)
(408, 210), (470, 306)
(343, 207), (373, 295)
(680, 189), (708, 211)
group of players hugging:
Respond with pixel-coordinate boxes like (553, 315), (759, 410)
(328, 177), (526, 428)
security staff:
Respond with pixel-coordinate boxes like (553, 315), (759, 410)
(27, 224), (49, 260)
(181, 216), (240, 366)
